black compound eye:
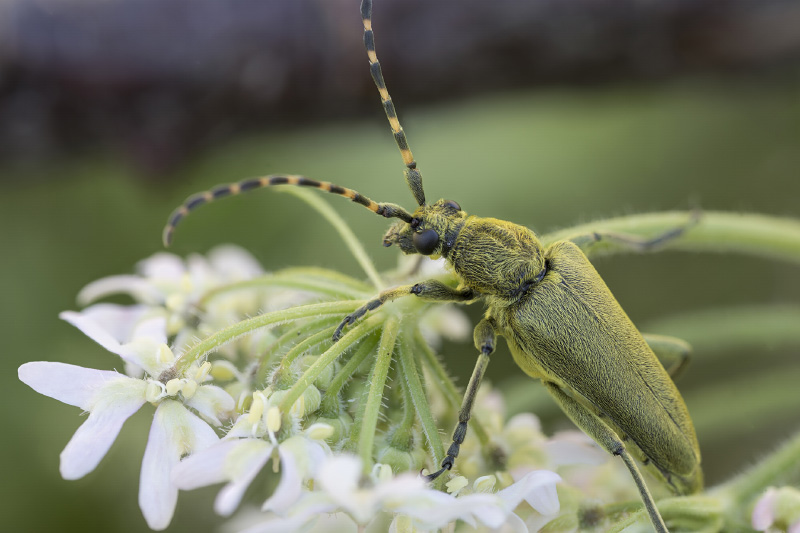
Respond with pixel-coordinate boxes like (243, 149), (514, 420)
(413, 228), (440, 255)
(442, 199), (461, 211)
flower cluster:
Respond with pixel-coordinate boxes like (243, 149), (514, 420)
(20, 206), (800, 531)
(19, 246), (570, 531)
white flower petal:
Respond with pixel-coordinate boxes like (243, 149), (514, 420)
(186, 385), (235, 426)
(61, 304), (148, 348)
(60, 305), (167, 371)
(139, 401), (219, 530)
(172, 439), (245, 490)
(59, 382), (147, 479)
(752, 488), (778, 530)
(138, 252), (186, 281)
(207, 245), (264, 279)
(214, 440), (272, 516)
(78, 275), (164, 305)
(262, 445), (302, 515)
(19, 362), (126, 409)
(497, 511), (528, 533)
(498, 470), (561, 516)
(317, 454), (360, 496)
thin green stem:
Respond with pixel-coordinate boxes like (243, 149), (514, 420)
(199, 271), (369, 308)
(255, 316), (340, 384)
(277, 314), (382, 414)
(644, 304), (800, 359)
(721, 428), (800, 503)
(399, 327), (446, 489)
(542, 211), (800, 264)
(391, 372), (416, 447)
(319, 333), (380, 416)
(176, 300), (361, 372)
(281, 187), (384, 289)
(356, 317), (399, 472)
(271, 325), (338, 389)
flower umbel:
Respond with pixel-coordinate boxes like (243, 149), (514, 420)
(19, 200), (800, 531)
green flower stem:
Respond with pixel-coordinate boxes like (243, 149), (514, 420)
(392, 372), (417, 447)
(414, 331), (491, 448)
(282, 187), (385, 289)
(278, 314), (382, 414)
(270, 325), (338, 389)
(542, 211), (800, 264)
(319, 333), (380, 416)
(355, 317), (399, 472)
(255, 316), (341, 384)
(721, 428), (800, 504)
(644, 304), (800, 359)
(398, 328), (445, 485)
(199, 271), (370, 308)
(176, 300), (360, 373)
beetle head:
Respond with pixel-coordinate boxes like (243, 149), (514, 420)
(383, 199), (466, 258)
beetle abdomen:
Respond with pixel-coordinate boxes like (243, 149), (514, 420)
(495, 240), (702, 494)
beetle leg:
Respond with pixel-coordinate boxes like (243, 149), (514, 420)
(333, 280), (477, 341)
(642, 333), (692, 381)
(569, 210), (701, 256)
(544, 382), (669, 533)
(425, 316), (496, 481)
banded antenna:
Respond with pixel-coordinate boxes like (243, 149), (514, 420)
(162, 175), (412, 247)
(162, 0), (425, 247)
(362, 0), (426, 206)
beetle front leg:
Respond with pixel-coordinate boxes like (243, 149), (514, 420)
(425, 316), (496, 481)
(332, 280), (477, 341)
(544, 382), (669, 533)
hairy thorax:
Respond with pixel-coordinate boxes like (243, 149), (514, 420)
(447, 217), (546, 299)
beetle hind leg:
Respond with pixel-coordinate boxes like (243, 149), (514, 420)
(544, 382), (670, 533)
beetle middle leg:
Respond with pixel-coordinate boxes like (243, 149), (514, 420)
(425, 316), (497, 481)
(544, 382), (669, 533)
(333, 280), (476, 341)
(570, 210), (701, 256)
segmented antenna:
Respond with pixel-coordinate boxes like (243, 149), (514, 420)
(362, 0), (426, 206)
(162, 175), (413, 246)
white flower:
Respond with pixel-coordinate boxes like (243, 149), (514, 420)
(76, 246), (265, 336)
(172, 394), (330, 518)
(310, 455), (561, 531)
(753, 487), (800, 533)
(78, 245), (264, 306)
(19, 305), (235, 530)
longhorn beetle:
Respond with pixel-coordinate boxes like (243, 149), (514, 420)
(163, 1), (701, 530)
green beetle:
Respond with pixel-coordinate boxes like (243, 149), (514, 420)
(163, 1), (701, 530)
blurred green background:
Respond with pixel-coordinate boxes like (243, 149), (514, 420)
(2, 1), (800, 531)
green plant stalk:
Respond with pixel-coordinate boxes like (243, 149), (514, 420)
(356, 317), (399, 472)
(399, 328), (446, 489)
(390, 370), (417, 449)
(271, 325), (338, 388)
(414, 331), (491, 448)
(644, 304), (800, 358)
(319, 333), (380, 416)
(255, 316), (341, 384)
(199, 272), (370, 307)
(277, 314), (382, 414)
(281, 187), (384, 289)
(721, 428), (800, 505)
(176, 300), (361, 372)
(542, 211), (800, 264)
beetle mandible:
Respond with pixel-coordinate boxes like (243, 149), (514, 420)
(163, 1), (702, 531)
